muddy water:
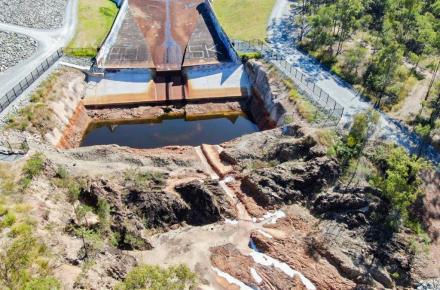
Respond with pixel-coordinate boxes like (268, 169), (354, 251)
(80, 115), (258, 148)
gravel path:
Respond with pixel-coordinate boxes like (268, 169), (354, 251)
(0, 0), (78, 98)
(0, 31), (38, 72)
(0, 0), (68, 29)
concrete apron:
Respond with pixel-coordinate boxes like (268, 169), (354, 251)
(83, 63), (252, 107)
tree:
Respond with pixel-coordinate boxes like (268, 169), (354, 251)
(370, 147), (425, 231)
(295, 0), (309, 42)
(386, 0), (422, 48)
(364, 37), (404, 107)
(307, 4), (336, 50)
(343, 43), (367, 77)
(336, 110), (380, 170)
(334, 0), (364, 55)
(364, 0), (390, 31)
(344, 110), (380, 187)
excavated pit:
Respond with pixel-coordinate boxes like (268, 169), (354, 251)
(81, 114), (258, 148)
(58, 99), (274, 149)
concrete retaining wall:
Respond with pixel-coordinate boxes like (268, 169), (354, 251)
(245, 60), (289, 126)
(203, 0), (240, 64)
(185, 63), (251, 99)
(44, 71), (90, 147)
(96, 0), (128, 67)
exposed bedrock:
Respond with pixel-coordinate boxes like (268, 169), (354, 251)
(79, 177), (234, 250)
(218, 124), (435, 288)
(221, 125), (340, 208)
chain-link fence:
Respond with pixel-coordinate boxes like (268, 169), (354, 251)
(0, 49), (63, 114)
(232, 39), (344, 126)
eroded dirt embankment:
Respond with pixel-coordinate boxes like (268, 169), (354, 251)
(24, 123), (439, 289)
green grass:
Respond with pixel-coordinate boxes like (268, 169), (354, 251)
(213, 0), (276, 41)
(67, 0), (118, 56)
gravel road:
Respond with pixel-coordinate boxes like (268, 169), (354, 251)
(0, 0), (68, 29)
(0, 31), (38, 72)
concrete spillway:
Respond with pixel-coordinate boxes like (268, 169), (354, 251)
(90, 0), (250, 107)
(97, 0), (235, 70)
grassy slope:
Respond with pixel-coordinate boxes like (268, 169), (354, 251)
(213, 0), (276, 41)
(67, 0), (118, 52)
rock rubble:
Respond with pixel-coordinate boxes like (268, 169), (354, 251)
(0, 0), (67, 29)
(0, 31), (38, 72)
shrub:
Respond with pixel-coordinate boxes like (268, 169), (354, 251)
(55, 165), (69, 179)
(97, 199), (111, 235)
(115, 264), (197, 290)
(316, 129), (337, 156)
(287, 86), (318, 123)
(238, 51), (263, 62)
(21, 153), (45, 188)
(23, 277), (61, 290)
(0, 230), (59, 289)
(123, 232), (149, 250)
(67, 180), (82, 203)
(124, 169), (166, 190)
(0, 211), (16, 229)
(8, 222), (33, 238)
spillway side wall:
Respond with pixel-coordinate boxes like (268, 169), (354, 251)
(203, 0), (240, 64)
(96, 0), (128, 67)
(245, 60), (289, 127)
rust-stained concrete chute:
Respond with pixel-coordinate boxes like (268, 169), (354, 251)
(97, 0), (231, 71)
(91, 0), (250, 106)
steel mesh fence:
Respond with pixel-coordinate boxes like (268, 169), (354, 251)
(232, 39), (344, 126)
(0, 49), (63, 114)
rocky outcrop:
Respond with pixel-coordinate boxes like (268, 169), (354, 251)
(222, 125), (340, 208)
(211, 244), (309, 290)
(175, 180), (226, 225)
(43, 69), (88, 147)
(79, 177), (234, 249)
(312, 186), (386, 229)
(242, 157), (339, 207)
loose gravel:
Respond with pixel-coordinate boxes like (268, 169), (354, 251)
(0, 31), (38, 72)
(417, 279), (440, 290)
(0, 0), (68, 29)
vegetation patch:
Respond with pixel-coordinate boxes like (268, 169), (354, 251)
(6, 71), (63, 135)
(213, 0), (276, 41)
(67, 0), (118, 56)
(238, 51), (263, 62)
(332, 110), (430, 235)
(295, 0), (439, 112)
(0, 173), (59, 289)
(123, 168), (167, 191)
(283, 79), (323, 123)
(369, 145), (429, 233)
(115, 264), (197, 290)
